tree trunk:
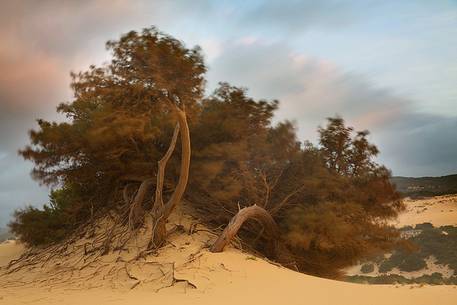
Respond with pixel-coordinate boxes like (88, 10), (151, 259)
(163, 108), (191, 218)
(149, 105), (191, 248)
(129, 178), (153, 228)
(210, 205), (280, 256)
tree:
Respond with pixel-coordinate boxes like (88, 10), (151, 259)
(206, 113), (404, 277)
(13, 27), (206, 249)
(318, 116), (353, 175)
(11, 27), (404, 279)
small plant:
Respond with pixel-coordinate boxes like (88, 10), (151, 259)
(360, 263), (375, 274)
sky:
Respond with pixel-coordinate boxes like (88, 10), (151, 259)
(0, 0), (456, 226)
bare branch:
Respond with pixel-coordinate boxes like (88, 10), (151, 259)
(270, 165), (286, 191)
(260, 171), (271, 208)
(211, 205), (279, 253)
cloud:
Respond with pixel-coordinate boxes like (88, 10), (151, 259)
(0, 0), (146, 226)
(0, 0), (456, 225)
(208, 40), (457, 176)
(375, 114), (457, 177)
(239, 0), (358, 34)
(0, 0), (213, 226)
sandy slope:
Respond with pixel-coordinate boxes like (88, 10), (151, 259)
(1, 240), (456, 305)
(0, 240), (23, 268)
(1, 207), (457, 305)
(393, 195), (457, 227)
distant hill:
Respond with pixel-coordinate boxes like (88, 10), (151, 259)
(391, 174), (457, 198)
(0, 227), (14, 242)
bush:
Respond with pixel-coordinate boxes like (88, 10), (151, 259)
(346, 274), (451, 285)
(9, 187), (80, 246)
(398, 253), (426, 272)
(361, 263), (375, 274)
(415, 223), (434, 230)
(416, 273), (444, 285)
(379, 260), (396, 273)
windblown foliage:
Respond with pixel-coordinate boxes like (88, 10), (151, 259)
(11, 27), (403, 277)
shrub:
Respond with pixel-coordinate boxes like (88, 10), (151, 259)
(398, 253), (426, 272)
(415, 222), (434, 230)
(379, 260), (396, 273)
(9, 187), (80, 246)
(361, 263), (375, 274)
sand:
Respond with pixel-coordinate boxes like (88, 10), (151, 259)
(0, 240), (456, 305)
(1, 200), (456, 305)
(347, 194), (457, 278)
(0, 240), (23, 268)
(393, 195), (457, 227)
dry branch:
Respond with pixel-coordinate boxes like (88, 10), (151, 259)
(210, 204), (279, 254)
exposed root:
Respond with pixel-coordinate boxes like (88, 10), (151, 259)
(0, 210), (210, 292)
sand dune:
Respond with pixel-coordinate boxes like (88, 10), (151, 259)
(0, 240), (456, 305)
(0, 240), (23, 268)
(393, 195), (457, 227)
(1, 207), (456, 305)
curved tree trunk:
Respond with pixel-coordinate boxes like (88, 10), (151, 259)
(150, 105), (191, 248)
(163, 108), (191, 218)
(210, 205), (280, 256)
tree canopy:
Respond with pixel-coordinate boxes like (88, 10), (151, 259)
(11, 27), (404, 278)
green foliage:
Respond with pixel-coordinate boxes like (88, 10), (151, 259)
(361, 263), (375, 274)
(347, 273), (457, 285)
(379, 259), (396, 273)
(374, 223), (457, 276)
(14, 27), (206, 244)
(411, 224), (457, 272)
(397, 253), (427, 272)
(9, 187), (80, 246)
(20, 27), (205, 189)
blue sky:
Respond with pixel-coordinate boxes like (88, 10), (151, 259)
(0, 0), (456, 226)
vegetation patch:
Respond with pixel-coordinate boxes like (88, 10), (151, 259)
(360, 263), (375, 274)
(347, 273), (457, 285)
(8, 26), (405, 279)
(352, 223), (457, 284)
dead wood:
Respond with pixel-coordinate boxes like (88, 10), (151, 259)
(210, 204), (279, 255)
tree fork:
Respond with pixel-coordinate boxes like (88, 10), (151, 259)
(150, 104), (191, 247)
